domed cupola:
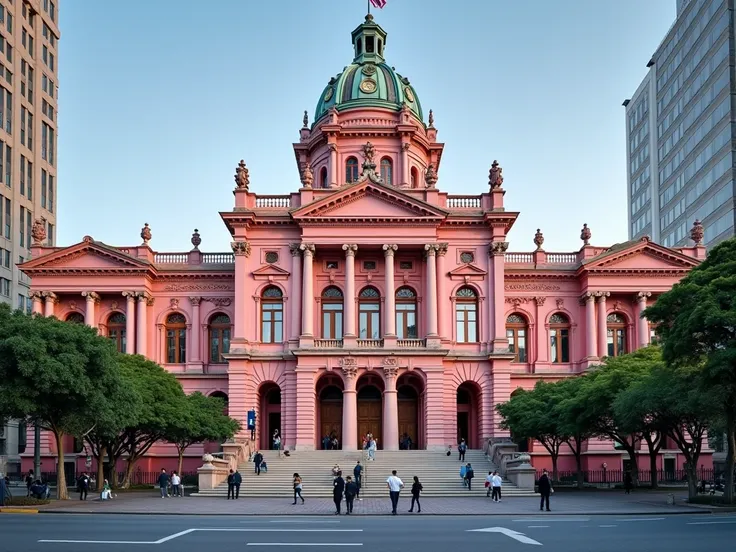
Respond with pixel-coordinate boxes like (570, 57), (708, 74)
(314, 14), (423, 124)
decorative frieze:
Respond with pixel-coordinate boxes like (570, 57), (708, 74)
(163, 283), (233, 292)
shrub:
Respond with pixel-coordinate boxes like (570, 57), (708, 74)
(5, 496), (51, 506)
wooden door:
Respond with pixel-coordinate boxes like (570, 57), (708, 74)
(357, 399), (382, 448)
(398, 399), (417, 448)
(320, 401), (342, 447)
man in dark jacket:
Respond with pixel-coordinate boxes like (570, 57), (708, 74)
(253, 451), (264, 475)
(227, 469), (235, 500)
(458, 439), (467, 462)
(344, 476), (358, 514)
(332, 471), (345, 515)
(353, 461), (362, 500)
(464, 463), (474, 491)
(157, 469), (170, 498)
(233, 469), (242, 499)
(538, 469), (552, 511)
(77, 473), (90, 501)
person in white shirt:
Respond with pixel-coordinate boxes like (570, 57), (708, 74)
(171, 472), (182, 497)
(485, 471), (494, 498)
(492, 471), (503, 502)
(386, 470), (404, 515)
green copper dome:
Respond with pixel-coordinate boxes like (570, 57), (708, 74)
(314, 15), (423, 124)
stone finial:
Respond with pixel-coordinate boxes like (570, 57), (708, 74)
(31, 217), (47, 245)
(489, 160), (504, 189)
(235, 160), (250, 190)
(425, 164), (438, 188)
(533, 228), (544, 251)
(580, 223), (591, 246)
(690, 219), (704, 245)
(140, 223), (152, 245)
(300, 163), (314, 188)
(303, 110), (309, 128)
(191, 228), (201, 250)
(428, 109), (434, 128)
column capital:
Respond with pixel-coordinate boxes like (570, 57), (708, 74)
(29, 291), (43, 301)
(424, 243), (438, 256)
(582, 291), (596, 302)
(231, 241), (252, 257)
(339, 357), (358, 379)
(327, 143), (338, 152)
(42, 291), (58, 303)
(382, 357), (399, 379)
(189, 296), (203, 307)
(289, 243), (302, 257)
(122, 290), (138, 299)
(636, 291), (652, 301)
(594, 291), (610, 300)
(437, 243), (449, 256)
(300, 243), (316, 255)
(342, 244), (358, 255)
(382, 244), (398, 256)
(489, 241), (509, 256)
(82, 291), (101, 303)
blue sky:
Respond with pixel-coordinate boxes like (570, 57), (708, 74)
(58, 0), (675, 253)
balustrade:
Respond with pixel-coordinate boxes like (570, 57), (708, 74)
(357, 339), (384, 348)
(314, 339), (343, 348)
(397, 339), (425, 348)
(546, 253), (577, 264)
(154, 253), (189, 263)
(504, 252), (533, 263)
(447, 196), (481, 209)
(255, 196), (291, 208)
(202, 252), (235, 263)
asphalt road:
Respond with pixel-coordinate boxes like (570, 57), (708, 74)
(1, 513), (735, 551)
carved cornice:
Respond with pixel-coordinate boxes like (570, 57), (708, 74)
(231, 241), (251, 257)
(203, 297), (233, 307)
(163, 283), (233, 292)
(505, 282), (561, 292)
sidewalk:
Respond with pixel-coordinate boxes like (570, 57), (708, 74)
(28, 490), (713, 516)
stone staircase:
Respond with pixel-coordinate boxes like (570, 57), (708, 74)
(195, 449), (536, 498)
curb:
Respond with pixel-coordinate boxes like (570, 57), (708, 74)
(37, 509), (714, 516)
(0, 508), (39, 514)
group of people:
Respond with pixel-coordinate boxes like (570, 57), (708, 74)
(459, 463), (475, 489)
(156, 469), (183, 498)
(321, 434), (340, 450)
(485, 471), (503, 501)
(362, 434), (377, 460)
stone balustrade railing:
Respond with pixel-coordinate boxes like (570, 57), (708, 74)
(505, 252), (534, 263)
(197, 438), (253, 491)
(486, 438), (535, 490)
(357, 339), (384, 348)
(546, 252), (577, 264)
(447, 196), (482, 209)
(154, 253), (189, 264)
(203, 252), (235, 263)
(314, 339), (344, 348)
(397, 339), (425, 348)
(255, 196), (291, 208)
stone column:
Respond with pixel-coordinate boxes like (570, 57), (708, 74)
(636, 291), (651, 349)
(424, 244), (439, 338)
(136, 292), (151, 357)
(382, 363), (399, 451)
(189, 297), (202, 364)
(122, 292), (137, 354)
(30, 291), (43, 315)
(436, 244), (448, 340)
(342, 244), (358, 345)
(82, 291), (100, 329)
(489, 242), (509, 351)
(300, 244), (315, 344)
(289, 244), (303, 343)
(596, 292), (609, 358)
(328, 143), (338, 187)
(231, 241), (251, 342)
(400, 142), (410, 187)
(42, 291), (58, 317)
(341, 360), (358, 451)
(383, 244), (398, 342)
(584, 292), (597, 359)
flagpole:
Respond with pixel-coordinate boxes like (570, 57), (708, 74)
(367, 0), (370, 14)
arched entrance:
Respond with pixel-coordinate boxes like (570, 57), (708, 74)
(356, 373), (384, 449)
(396, 372), (425, 450)
(258, 382), (281, 450)
(316, 373), (344, 449)
(456, 382), (481, 448)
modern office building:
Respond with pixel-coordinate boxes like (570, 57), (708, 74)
(625, 0), (735, 248)
(0, 0), (59, 477)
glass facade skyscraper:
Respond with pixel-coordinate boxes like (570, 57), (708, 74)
(625, 0), (735, 248)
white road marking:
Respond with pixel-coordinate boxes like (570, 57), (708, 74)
(527, 526), (550, 528)
(687, 521), (736, 525)
(38, 540), (157, 545)
(468, 527), (542, 546)
(615, 518), (664, 522)
(513, 518), (588, 523)
(267, 521), (341, 524)
(246, 545), (363, 547)
(598, 525), (617, 528)
(154, 529), (196, 544)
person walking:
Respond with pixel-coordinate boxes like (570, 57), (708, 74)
(386, 470), (404, 515)
(458, 439), (467, 462)
(333, 470), (345, 515)
(227, 470), (235, 500)
(171, 471), (182, 497)
(408, 476), (422, 513)
(492, 471), (502, 502)
(464, 463), (474, 491)
(253, 451), (264, 475)
(538, 468), (552, 511)
(368, 438), (377, 461)
(353, 461), (363, 500)
(345, 476), (358, 514)
(623, 472), (633, 495)
(77, 472), (90, 501)
(157, 469), (170, 499)
(292, 473), (305, 504)
(485, 471), (493, 497)
(25, 470), (34, 498)
(232, 469), (242, 499)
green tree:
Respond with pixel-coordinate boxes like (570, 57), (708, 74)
(0, 305), (122, 499)
(165, 392), (241, 475)
(497, 381), (569, 482)
(645, 237), (736, 502)
(555, 376), (595, 489)
(116, 355), (187, 488)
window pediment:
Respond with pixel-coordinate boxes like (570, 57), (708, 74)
(447, 263), (487, 282)
(252, 264), (291, 281)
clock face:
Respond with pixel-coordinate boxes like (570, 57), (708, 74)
(324, 87), (334, 102)
(360, 78), (377, 94)
(404, 87), (415, 102)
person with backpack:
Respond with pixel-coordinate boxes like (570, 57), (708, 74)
(538, 468), (552, 511)
(464, 463), (474, 491)
(458, 439), (467, 462)
(408, 476), (422, 513)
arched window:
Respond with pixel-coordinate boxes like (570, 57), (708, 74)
(380, 157), (393, 186)
(66, 312), (84, 323)
(107, 312), (126, 353)
(607, 313), (627, 357)
(320, 166), (328, 189)
(359, 286), (381, 339)
(209, 313), (231, 363)
(346, 157), (359, 183)
(166, 313), (187, 364)
(410, 167), (419, 189)
(506, 314), (528, 362)
(549, 313), (570, 363)
(396, 286), (417, 339)
(321, 286), (344, 340)
(261, 286), (283, 344)
(455, 287), (478, 343)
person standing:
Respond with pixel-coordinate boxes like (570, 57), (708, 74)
(492, 471), (502, 502)
(353, 461), (363, 500)
(227, 470), (235, 500)
(333, 470), (345, 515)
(292, 473), (305, 504)
(232, 469), (242, 499)
(386, 470), (404, 515)
(458, 439), (467, 462)
(25, 470), (34, 497)
(485, 471), (494, 498)
(77, 472), (90, 501)
(171, 471), (182, 497)
(538, 469), (552, 511)
(344, 476), (358, 514)
(157, 469), (170, 499)
(368, 438), (377, 461)
(408, 476), (422, 513)
(464, 463), (474, 491)
(623, 472), (633, 495)
(253, 451), (264, 475)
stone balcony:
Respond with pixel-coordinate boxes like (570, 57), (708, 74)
(312, 338), (426, 349)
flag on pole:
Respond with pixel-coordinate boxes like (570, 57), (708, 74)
(370, 0), (387, 8)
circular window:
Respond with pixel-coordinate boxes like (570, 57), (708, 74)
(460, 251), (475, 264)
(265, 251), (279, 264)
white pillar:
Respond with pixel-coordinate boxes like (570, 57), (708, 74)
(636, 291), (651, 349)
(596, 292), (609, 358)
(82, 291), (100, 329)
(289, 244), (303, 342)
(383, 244), (397, 337)
(123, 292), (136, 354)
(424, 245), (438, 337)
(43, 291), (57, 317)
(300, 244), (315, 339)
(343, 244), (358, 338)
(137, 293), (150, 357)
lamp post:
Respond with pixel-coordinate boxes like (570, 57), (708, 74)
(602, 462), (608, 485)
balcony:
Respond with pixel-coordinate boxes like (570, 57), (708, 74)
(255, 196), (291, 208)
(311, 338), (427, 349)
(446, 195), (482, 209)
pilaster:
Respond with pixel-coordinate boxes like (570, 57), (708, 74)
(383, 244), (398, 347)
(231, 240), (251, 346)
(342, 244), (358, 348)
(289, 244), (303, 346)
(382, 361), (399, 451)
(436, 243), (449, 341)
(122, 291), (137, 354)
(489, 241), (509, 352)
(300, 244), (315, 347)
(294, 368), (317, 450)
(188, 296), (203, 372)
(595, 291), (609, 358)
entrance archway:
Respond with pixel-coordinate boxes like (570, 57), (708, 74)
(396, 372), (425, 450)
(456, 382), (481, 448)
(258, 382), (281, 450)
(356, 373), (384, 449)
(316, 373), (344, 449)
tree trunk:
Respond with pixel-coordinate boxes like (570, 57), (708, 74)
(53, 430), (69, 500)
(96, 445), (106, 491)
(120, 455), (138, 489)
(686, 462), (698, 501)
(551, 452), (559, 483)
(624, 444), (639, 485)
(724, 413), (735, 504)
(177, 446), (185, 477)
(574, 452), (584, 489)
(648, 447), (659, 489)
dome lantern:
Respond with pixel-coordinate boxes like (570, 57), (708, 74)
(351, 14), (387, 64)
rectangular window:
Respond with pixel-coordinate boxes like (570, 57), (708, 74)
(26, 210), (31, 250)
(27, 112), (32, 150)
(20, 107), (25, 145)
(48, 127), (54, 165)
(0, 277), (10, 297)
(50, 2), (56, 22)
(22, 28), (26, 48)
(26, 296), (32, 314)
(42, 45), (47, 65)
(5, 143), (10, 185)
(27, 66), (33, 104)
(47, 222), (53, 245)
(20, 156), (25, 195)
(18, 293), (25, 310)
(48, 174), (54, 212)
(27, 160), (32, 200)
(4, 197), (9, 238)
(5, 88), (10, 133)
(43, 24), (48, 39)
(49, 53), (54, 71)
(28, 35), (33, 59)
(41, 124), (47, 160)
(2, 248), (9, 269)
(19, 206), (25, 247)
(41, 169), (46, 208)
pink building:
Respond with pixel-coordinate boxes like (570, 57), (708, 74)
(20, 15), (710, 476)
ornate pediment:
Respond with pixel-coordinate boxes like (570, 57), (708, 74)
(251, 263), (291, 282)
(582, 238), (700, 273)
(20, 240), (151, 275)
(447, 263), (487, 283)
(291, 181), (448, 224)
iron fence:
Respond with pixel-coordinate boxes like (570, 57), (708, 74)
(539, 468), (717, 485)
